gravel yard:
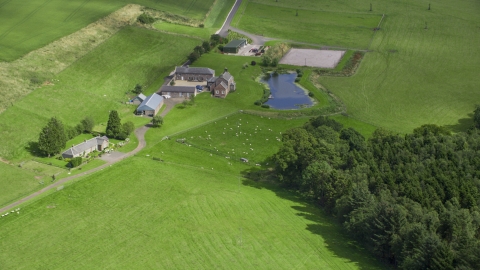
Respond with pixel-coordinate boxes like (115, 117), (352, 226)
(280, 49), (345, 68)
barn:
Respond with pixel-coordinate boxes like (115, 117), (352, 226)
(223, 39), (247, 54)
(136, 93), (163, 116)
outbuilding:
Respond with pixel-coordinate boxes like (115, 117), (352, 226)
(160, 86), (197, 99)
(136, 93), (164, 116)
(223, 39), (247, 54)
(131, 93), (146, 105)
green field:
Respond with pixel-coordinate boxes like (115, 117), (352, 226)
(0, 26), (200, 161)
(232, 0), (381, 49)
(0, 133), (385, 269)
(0, 162), (41, 208)
(0, 0), (214, 61)
(318, 0), (480, 133)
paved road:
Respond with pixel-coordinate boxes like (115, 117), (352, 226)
(216, 0), (273, 45)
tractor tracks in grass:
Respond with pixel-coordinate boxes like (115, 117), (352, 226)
(0, 0), (12, 9)
(63, 0), (91, 23)
(0, 0), (53, 42)
(184, 0), (198, 17)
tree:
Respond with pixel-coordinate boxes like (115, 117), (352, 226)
(38, 117), (67, 157)
(122, 121), (135, 136)
(474, 105), (480, 129)
(81, 116), (95, 133)
(194, 45), (205, 55)
(152, 115), (163, 128)
(132, 84), (142, 95)
(188, 51), (200, 63)
(202, 41), (211, 52)
(182, 100), (189, 107)
(106, 110), (122, 139)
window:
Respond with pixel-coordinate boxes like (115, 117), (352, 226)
(215, 90), (219, 94)
(179, 92), (183, 97)
(199, 77), (203, 81)
(221, 91), (225, 94)
(188, 77), (193, 80)
(187, 93), (190, 97)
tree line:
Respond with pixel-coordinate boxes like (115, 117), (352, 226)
(272, 113), (480, 269)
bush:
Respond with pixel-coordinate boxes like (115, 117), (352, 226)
(69, 157), (82, 167)
(308, 92), (314, 97)
(251, 61), (257, 66)
(137, 13), (155, 24)
(198, 24), (204, 28)
(254, 100), (262, 106)
(295, 77), (301, 82)
(261, 104), (270, 108)
(170, 80), (175, 86)
(30, 77), (42, 85)
(218, 45), (224, 52)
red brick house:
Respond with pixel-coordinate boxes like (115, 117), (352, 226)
(207, 68), (236, 98)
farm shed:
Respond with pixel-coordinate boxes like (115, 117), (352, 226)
(160, 86), (197, 99)
(62, 136), (109, 159)
(131, 93), (146, 105)
(136, 93), (164, 116)
(223, 39), (247, 53)
(174, 66), (215, 82)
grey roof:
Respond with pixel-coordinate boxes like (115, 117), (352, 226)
(160, 86), (196, 93)
(207, 76), (218, 82)
(137, 93), (163, 112)
(135, 93), (146, 101)
(218, 81), (228, 90)
(220, 71), (233, 82)
(62, 136), (108, 157)
(175, 66), (214, 75)
(224, 39), (247, 48)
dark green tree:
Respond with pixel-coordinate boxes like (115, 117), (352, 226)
(106, 110), (122, 139)
(202, 41), (211, 52)
(38, 117), (67, 157)
(188, 51), (200, 63)
(81, 116), (95, 133)
(122, 121), (135, 136)
(473, 105), (480, 129)
(152, 115), (163, 128)
(132, 84), (143, 95)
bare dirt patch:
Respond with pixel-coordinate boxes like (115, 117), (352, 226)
(0, 4), (144, 114)
(279, 48), (345, 68)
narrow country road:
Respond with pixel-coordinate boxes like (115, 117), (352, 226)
(216, 0), (274, 45)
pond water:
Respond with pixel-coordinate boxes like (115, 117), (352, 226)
(261, 73), (313, 110)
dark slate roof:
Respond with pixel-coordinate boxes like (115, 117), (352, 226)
(137, 93), (163, 112)
(207, 76), (218, 82)
(224, 39), (247, 48)
(62, 136), (108, 157)
(175, 66), (214, 75)
(160, 86), (196, 93)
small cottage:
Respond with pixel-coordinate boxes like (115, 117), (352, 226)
(159, 86), (197, 99)
(131, 93), (146, 105)
(62, 136), (109, 159)
(174, 66), (215, 82)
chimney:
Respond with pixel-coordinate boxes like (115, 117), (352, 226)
(224, 67), (228, 73)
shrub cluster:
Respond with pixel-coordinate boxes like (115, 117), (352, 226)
(137, 13), (155, 24)
(69, 157), (82, 167)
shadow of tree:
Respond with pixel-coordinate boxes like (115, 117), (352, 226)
(25, 141), (41, 157)
(241, 169), (390, 270)
(444, 113), (473, 133)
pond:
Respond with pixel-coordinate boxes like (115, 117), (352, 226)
(261, 73), (313, 110)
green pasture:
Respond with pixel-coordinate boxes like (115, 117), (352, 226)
(232, 1), (381, 49)
(0, 162), (41, 208)
(154, 0), (236, 40)
(319, 0), (480, 133)
(167, 113), (308, 164)
(0, 0), (214, 61)
(0, 145), (385, 269)
(0, 27), (200, 161)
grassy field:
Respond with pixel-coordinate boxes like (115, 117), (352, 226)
(0, 26), (200, 161)
(232, 0), (381, 49)
(0, 142), (385, 269)
(319, 0), (480, 133)
(0, 0), (215, 61)
(0, 162), (41, 208)
(154, 0), (236, 40)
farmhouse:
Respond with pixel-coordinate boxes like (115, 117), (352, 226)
(207, 68), (236, 98)
(174, 66), (215, 82)
(159, 85), (196, 99)
(62, 136), (109, 159)
(223, 39), (247, 54)
(131, 93), (146, 105)
(136, 93), (164, 116)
